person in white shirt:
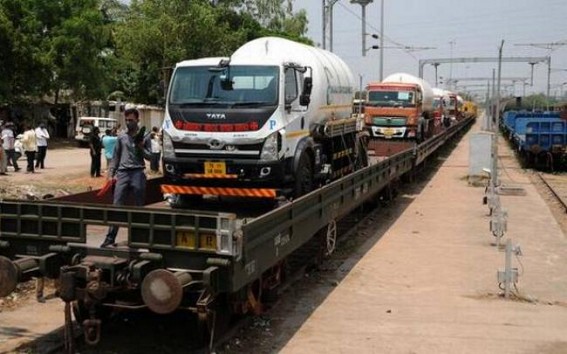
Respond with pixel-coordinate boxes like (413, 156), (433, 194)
(34, 122), (50, 169)
(21, 123), (37, 173)
(1, 122), (19, 172)
(149, 127), (161, 174)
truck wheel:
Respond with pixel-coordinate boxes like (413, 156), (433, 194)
(293, 153), (313, 199)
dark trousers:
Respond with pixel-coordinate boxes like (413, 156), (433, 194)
(35, 146), (47, 168)
(90, 153), (101, 177)
(105, 169), (146, 242)
(5, 149), (19, 170)
(25, 151), (35, 172)
(150, 152), (161, 172)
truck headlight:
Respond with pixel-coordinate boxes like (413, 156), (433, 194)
(260, 132), (279, 161)
(162, 132), (175, 158)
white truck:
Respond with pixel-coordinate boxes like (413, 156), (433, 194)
(160, 37), (366, 202)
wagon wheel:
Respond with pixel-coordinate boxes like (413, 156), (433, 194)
(546, 152), (554, 172)
(246, 279), (263, 315)
(324, 220), (337, 257)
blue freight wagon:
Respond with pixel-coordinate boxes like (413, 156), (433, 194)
(502, 111), (564, 170)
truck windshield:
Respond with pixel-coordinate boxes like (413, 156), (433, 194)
(367, 90), (415, 108)
(169, 65), (279, 106)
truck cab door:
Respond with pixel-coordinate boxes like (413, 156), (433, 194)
(284, 68), (307, 125)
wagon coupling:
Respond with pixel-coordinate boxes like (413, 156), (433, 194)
(83, 318), (102, 345)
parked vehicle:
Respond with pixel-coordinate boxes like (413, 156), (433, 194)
(161, 37), (366, 201)
(364, 73), (434, 142)
(75, 117), (118, 146)
(463, 101), (478, 119)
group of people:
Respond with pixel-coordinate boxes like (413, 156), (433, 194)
(0, 121), (50, 175)
(88, 122), (162, 178)
(2, 110), (163, 249)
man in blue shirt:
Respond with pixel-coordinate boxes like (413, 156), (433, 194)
(101, 129), (118, 172)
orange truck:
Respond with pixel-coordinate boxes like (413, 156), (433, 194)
(364, 73), (435, 142)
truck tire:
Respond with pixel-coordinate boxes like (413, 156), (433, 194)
(293, 153), (313, 199)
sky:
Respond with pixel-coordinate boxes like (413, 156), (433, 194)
(294, 0), (567, 99)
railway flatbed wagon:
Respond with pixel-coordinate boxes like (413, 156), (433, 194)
(0, 115), (474, 350)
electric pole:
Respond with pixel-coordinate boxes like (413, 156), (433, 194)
(350, 0), (374, 57)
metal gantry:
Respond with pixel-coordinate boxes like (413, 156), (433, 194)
(418, 56), (551, 99)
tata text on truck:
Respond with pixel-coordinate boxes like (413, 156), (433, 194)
(161, 37), (367, 202)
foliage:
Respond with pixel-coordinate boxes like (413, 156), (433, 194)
(0, 0), (311, 106)
(0, 0), (112, 104)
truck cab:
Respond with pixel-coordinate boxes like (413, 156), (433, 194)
(365, 83), (426, 140)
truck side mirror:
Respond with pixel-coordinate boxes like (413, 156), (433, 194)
(220, 77), (234, 91)
(300, 77), (312, 106)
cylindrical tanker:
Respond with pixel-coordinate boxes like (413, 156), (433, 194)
(382, 73), (434, 112)
(231, 37), (355, 126)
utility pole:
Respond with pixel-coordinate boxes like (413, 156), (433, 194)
(433, 63), (440, 87)
(379, 0), (384, 80)
(491, 69), (496, 128)
(322, 0), (326, 49)
(547, 56), (551, 103)
(449, 40), (456, 89)
(322, 0), (339, 51)
(351, 0), (374, 57)
(494, 40), (504, 187)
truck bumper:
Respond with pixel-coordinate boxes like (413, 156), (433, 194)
(162, 156), (289, 188)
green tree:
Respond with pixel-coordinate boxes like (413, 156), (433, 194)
(0, 0), (113, 104)
(113, 0), (310, 104)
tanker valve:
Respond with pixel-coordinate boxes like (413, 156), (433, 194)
(141, 270), (192, 314)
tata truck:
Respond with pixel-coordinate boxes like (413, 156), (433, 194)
(160, 37), (366, 202)
(364, 73), (434, 142)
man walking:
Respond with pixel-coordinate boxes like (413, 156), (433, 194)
(21, 123), (37, 173)
(100, 108), (146, 247)
(1, 122), (20, 172)
(35, 122), (49, 169)
(89, 127), (103, 177)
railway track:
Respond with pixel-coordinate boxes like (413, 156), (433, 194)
(535, 172), (567, 213)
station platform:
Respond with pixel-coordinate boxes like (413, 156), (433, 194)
(281, 117), (567, 353)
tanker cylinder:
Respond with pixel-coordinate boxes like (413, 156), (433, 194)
(141, 269), (192, 314)
(0, 256), (39, 297)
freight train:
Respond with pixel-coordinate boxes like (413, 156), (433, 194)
(0, 37), (476, 352)
(502, 110), (566, 170)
